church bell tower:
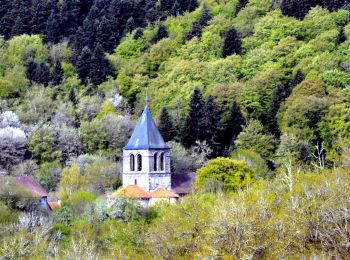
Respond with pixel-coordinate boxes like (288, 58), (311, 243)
(122, 106), (171, 192)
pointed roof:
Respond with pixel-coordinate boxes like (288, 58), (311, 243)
(124, 106), (169, 150)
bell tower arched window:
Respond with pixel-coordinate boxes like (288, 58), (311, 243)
(160, 152), (165, 171)
(130, 154), (135, 171)
(153, 153), (158, 171)
(137, 154), (142, 171)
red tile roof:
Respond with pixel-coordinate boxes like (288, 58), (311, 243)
(15, 176), (48, 197)
(122, 185), (151, 199)
(150, 187), (179, 198)
(120, 185), (179, 199)
(48, 201), (60, 210)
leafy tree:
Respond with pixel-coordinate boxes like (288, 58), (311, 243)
(196, 157), (255, 193)
(181, 87), (205, 148)
(158, 107), (176, 142)
(235, 119), (276, 160)
(231, 149), (271, 178)
(222, 27), (241, 58)
(28, 125), (61, 163)
(36, 161), (62, 192)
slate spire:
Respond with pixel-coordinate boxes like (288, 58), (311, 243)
(124, 107), (169, 150)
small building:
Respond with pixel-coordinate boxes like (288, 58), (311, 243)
(15, 175), (50, 210)
(15, 176), (59, 211)
(122, 105), (172, 192)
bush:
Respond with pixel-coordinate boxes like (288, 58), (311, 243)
(196, 157), (255, 193)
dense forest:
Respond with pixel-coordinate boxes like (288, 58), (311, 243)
(2, 0), (350, 258)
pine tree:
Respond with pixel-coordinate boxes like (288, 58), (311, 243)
(187, 0), (199, 12)
(288, 69), (304, 92)
(160, 0), (174, 12)
(280, 0), (318, 20)
(235, 0), (248, 15)
(181, 87), (205, 148)
(76, 46), (93, 85)
(152, 24), (168, 43)
(336, 26), (347, 46)
(124, 17), (135, 34)
(10, 16), (27, 37)
(8, 0), (31, 36)
(69, 87), (77, 105)
(51, 61), (64, 86)
(60, 0), (81, 38)
(158, 107), (176, 142)
(171, 0), (181, 16)
(46, 11), (61, 43)
(90, 43), (114, 86)
(199, 4), (212, 27)
(0, 0), (12, 38)
(133, 28), (144, 39)
(203, 96), (221, 157)
(30, 0), (51, 34)
(26, 61), (38, 84)
(35, 62), (51, 86)
(222, 27), (241, 58)
(218, 100), (245, 155)
(266, 83), (286, 137)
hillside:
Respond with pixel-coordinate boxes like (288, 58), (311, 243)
(1, 0), (350, 258)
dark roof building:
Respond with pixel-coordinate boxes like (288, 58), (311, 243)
(15, 176), (48, 198)
(124, 106), (169, 150)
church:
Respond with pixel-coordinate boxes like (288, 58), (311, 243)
(119, 105), (181, 206)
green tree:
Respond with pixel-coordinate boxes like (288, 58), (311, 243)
(181, 87), (205, 148)
(196, 157), (255, 193)
(28, 125), (61, 163)
(222, 27), (241, 57)
(235, 119), (276, 160)
(158, 107), (176, 142)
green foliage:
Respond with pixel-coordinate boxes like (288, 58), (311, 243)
(230, 149), (271, 178)
(36, 161), (62, 192)
(28, 125), (61, 163)
(196, 157), (255, 193)
(235, 119), (276, 160)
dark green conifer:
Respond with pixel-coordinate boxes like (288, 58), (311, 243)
(235, 0), (248, 15)
(181, 87), (205, 148)
(158, 107), (176, 142)
(222, 27), (241, 57)
(152, 24), (168, 43)
(51, 61), (64, 86)
(336, 26), (347, 45)
(218, 100), (245, 155)
(203, 95), (222, 157)
(69, 87), (77, 105)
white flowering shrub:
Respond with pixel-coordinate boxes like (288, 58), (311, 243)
(0, 111), (27, 170)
